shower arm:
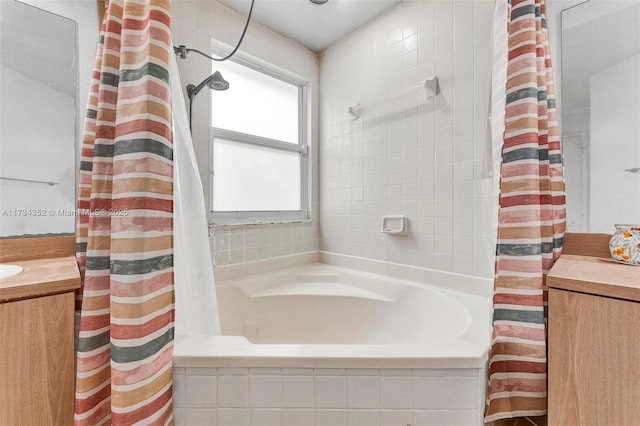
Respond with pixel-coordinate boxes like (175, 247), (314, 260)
(186, 81), (208, 100)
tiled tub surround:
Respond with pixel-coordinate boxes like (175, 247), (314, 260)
(318, 0), (497, 278)
(173, 254), (492, 425)
(172, 0), (498, 277)
(173, 366), (487, 426)
(210, 223), (316, 267)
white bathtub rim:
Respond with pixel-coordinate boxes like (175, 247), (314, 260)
(219, 261), (484, 300)
(218, 258), (492, 307)
(214, 251), (494, 299)
(172, 334), (489, 369)
(319, 251), (493, 299)
(214, 251), (318, 282)
(248, 280), (396, 302)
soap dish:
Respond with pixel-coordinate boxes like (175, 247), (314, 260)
(381, 215), (406, 235)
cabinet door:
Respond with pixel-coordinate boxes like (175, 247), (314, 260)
(0, 292), (75, 425)
(548, 288), (640, 426)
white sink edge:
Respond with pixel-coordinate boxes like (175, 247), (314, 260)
(0, 264), (24, 280)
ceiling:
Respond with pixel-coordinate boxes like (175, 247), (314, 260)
(217, 0), (402, 53)
(0, 0), (76, 97)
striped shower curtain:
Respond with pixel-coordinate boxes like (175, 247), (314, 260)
(74, 0), (175, 424)
(485, 0), (565, 422)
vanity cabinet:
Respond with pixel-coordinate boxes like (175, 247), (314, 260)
(0, 255), (80, 425)
(548, 255), (640, 426)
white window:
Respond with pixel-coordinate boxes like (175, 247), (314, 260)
(210, 53), (309, 224)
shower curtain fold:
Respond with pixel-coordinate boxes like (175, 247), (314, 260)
(74, 0), (175, 424)
(485, 0), (565, 422)
(170, 45), (221, 337)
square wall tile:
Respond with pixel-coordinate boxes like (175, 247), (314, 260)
(315, 376), (347, 408)
(379, 376), (412, 409)
(173, 407), (186, 426)
(249, 409), (281, 426)
(186, 375), (217, 408)
(379, 410), (412, 426)
(217, 375), (249, 408)
(347, 376), (379, 409)
(282, 376), (314, 408)
(316, 409), (347, 426)
(186, 408), (216, 426)
(413, 377), (477, 410)
(173, 373), (186, 408)
(186, 368), (217, 376)
(282, 409), (314, 426)
(412, 410), (478, 426)
(347, 410), (379, 426)
(250, 375), (282, 408)
(217, 408), (249, 426)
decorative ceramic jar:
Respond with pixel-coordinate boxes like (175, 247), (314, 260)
(609, 224), (640, 266)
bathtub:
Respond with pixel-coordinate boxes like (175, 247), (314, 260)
(173, 252), (492, 426)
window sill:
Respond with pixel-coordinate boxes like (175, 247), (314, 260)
(209, 219), (313, 228)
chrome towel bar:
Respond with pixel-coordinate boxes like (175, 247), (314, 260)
(0, 176), (59, 186)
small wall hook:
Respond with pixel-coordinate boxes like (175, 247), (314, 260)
(347, 103), (360, 120)
(424, 76), (439, 98)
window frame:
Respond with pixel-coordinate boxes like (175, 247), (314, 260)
(209, 47), (309, 225)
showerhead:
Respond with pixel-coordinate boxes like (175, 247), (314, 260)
(186, 71), (229, 100)
(206, 71), (230, 91)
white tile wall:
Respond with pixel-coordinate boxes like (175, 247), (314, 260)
(315, 410), (348, 426)
(250, 376), (282, 408)
(282, 409), (314, 426)
(413, 410), (479, 426)
(186, 375), (217, 407)
(347, 410), (379, 426)
(172, 0), (320, 267)
(250, 409), (281, 426)
(347, 376), (379, 409)
(318, 0), (496, 279)
(217, 375), (249, 407)
(186, 408), (217, 426)
(380, 410), (412, 426)
(282, 376), (314, 408)
(172, 0), (497, 276)
(314, 376), (348, 408)
(210, 223), (316, 267)
(413, 377), (478, 410)
(217, 408), (249, 426)
(174, 367), (485, 426)
(380, 376), (413, 409)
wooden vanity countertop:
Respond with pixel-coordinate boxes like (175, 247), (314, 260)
(0, 256), (80, 303)
(548, 255), (640, 302)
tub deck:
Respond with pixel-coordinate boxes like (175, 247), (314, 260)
(173, 335), (489, 369)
